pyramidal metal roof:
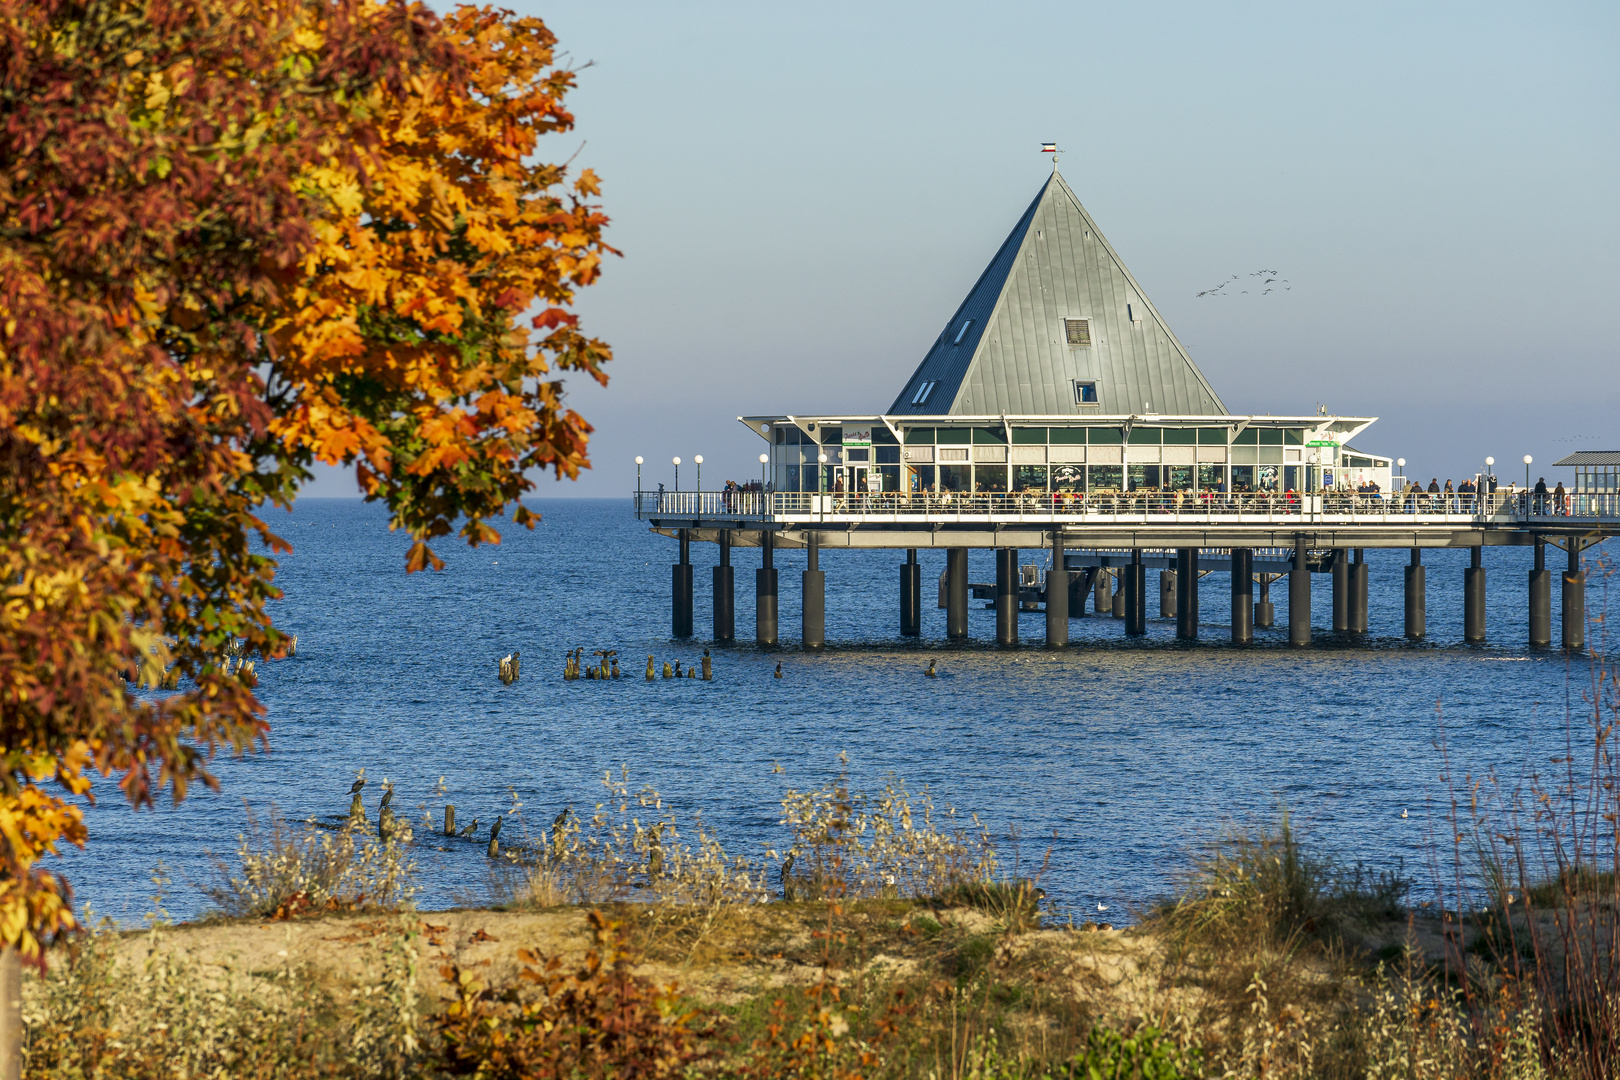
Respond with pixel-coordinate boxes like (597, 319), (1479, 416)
(890, 170), (1227, 417)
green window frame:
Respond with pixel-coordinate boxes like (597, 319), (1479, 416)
(1197, 428), (1227, 445)
(1087, 428), (1123, 445)
(1128, 427), (1162, 445)
(936, 428), (970, 444)
(1162, 428), (1196, 445)
(905, 428), (935, 444)
(972, 428), (1007, 444)
(1011, 427), (1048, 444)
(1049, 427), (1087, 444)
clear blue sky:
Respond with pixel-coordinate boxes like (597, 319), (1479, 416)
(302, 1), (1618, 498)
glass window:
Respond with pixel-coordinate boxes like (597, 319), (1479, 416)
(1129, 427), (1162, 445)
(972, 428), (1007, 444)
(786, 463), (802, 491)
(1198, 428), (1227, 445)
(1011, 427), (1048, 444)
(1230, 465), (1255, 492)
(1198, 464), (1226, 490)
(905, 428), (935, 444)
(1162, 428), (1196, 445)
(1087, 427), (1123, 445)
(906, 465), (935, 492)
(844, 447), (870, 462)
(939, 464), (971, 492)
(1283, 465), (1300, 491)
(1128, 465), (1161, 490)
(875, 445), (900, 464)
(871, 427), (899, 444)
(1257, 465), (1279, 491)
(1259, 429), (1284, 446)
(1013, 465), (1048, 491)
(1049, 427), (1087, 444)
(1087, 464), (1122, 491)
(820, 427), (842, 445)
(1050, 464), (1084, 491)
(879, 465), (900, 491)
(1233, 428), (1258, 445)
(936, 428), (970, 444)
(973, 465), (1007, 492)
(1284, 429), (1305, 445)
(1165, 465), (1194, 490)
(1073, 380), (1099, 404)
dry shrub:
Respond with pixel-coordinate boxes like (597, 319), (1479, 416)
(23, 918), (424, 1078)
(533, 768), (772, 907)
(777, 762), (997, 901)
(434, 909), (706, 1079)
(203, 804), (418, 918)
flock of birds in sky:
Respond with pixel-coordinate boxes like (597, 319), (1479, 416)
(1197, 269), (1292, 297)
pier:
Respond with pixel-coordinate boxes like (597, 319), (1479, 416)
(633, 166), (1616, 650)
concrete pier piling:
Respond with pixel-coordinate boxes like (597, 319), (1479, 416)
(1159, 570), (1176, 619)
(1464, 546), (1486, 643)
(1289, 535), (1311, 647)
(1071, 566), (1094, 615)
(1405, 548), (1426, 640)
(995, 548), (1019, 645)
(1124, 550), (1147, 636)
(673, 529), (694, 638)
(1528, 539), (1551, 648)
(1255, 575), (1274, 628)
(1045, 533), (1068, 647)
(802, 533), (825, 651)
(1563, 541), (1585, 652)
(946, 549), (969, 639)
(1112, 572), (1126, 618)
(1096, 569), (1112, 616)
(1332, 550), (1349, 632)
(1231, 548), (1254, 644)
(900, 549), (921, 637)
(1176, 547), (1199, 641)
(713, 530), (735, 644)
(1349, 549), (1369, 634)
(756, 532), (778, 646)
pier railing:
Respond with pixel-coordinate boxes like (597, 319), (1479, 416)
(634, 489), (1620, 525)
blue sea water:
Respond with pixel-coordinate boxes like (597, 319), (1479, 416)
(66, 498), (1613, 925)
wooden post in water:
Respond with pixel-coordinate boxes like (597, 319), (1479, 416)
(444, 805), (456, 837)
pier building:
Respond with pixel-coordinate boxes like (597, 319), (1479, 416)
(636, 167), (1617, 652)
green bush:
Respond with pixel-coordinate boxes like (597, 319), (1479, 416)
(1064, 1026), (1202, 1080)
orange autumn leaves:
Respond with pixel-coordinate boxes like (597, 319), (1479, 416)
(271, 6), (614, 572)
(0, 0), (610, 965)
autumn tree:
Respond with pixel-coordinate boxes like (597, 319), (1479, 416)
(0, 0), (612, 986)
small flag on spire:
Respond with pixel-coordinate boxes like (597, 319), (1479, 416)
(1041, 142), (1058, 153)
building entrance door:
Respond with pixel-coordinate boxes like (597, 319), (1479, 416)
(844, 466), (868, 497)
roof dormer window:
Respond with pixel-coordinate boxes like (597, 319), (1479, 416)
(952, 319), (974, 345)
(911, 381), (937, 406)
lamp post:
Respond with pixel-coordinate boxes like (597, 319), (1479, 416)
(1523, 454), (1532, 490)
(1485, 456), (1495, 507)
(635, 456), (643, 497)
(673, 456), (681, 492)
(694, 455), (703, 492)
(818, 452), (828, 494)
(759, 453), (769, 512)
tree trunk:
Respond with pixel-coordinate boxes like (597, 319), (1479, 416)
(0, 946), (20, 1080)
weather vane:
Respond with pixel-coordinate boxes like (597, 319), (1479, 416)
(1041, 141), (1060, 170)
